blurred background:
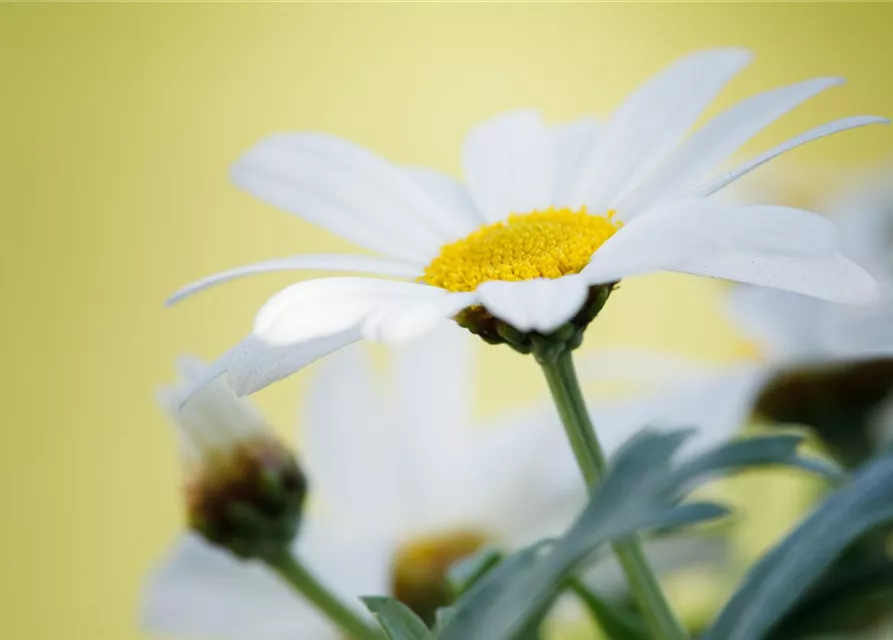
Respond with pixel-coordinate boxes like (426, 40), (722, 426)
(2, 3), (893, 639)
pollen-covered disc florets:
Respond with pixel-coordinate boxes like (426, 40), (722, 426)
(421, 207), (621, 292)
(391, 530), (491, 625)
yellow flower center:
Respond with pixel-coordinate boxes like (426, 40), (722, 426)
(421, 207), (622, 292)
(390, 530), (491, 624)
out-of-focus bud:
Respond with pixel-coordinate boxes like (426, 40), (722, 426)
(158, 357), (308, 560)
(755, 358), (893, 468)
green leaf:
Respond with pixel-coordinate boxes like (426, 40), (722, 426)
(361, 597), (431, 640)
(669, 432), (846, 488)
(447, 546), (504, 596)
(438, 541), (551, 639)
(703, 449), (893, 640)
(769, 550), (893, 638)
(438, 429), (840, 640)
(568, 578), (649, 640)
(432, 607), (455, 635)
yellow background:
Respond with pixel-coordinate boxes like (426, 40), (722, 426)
(2, 3), (892, 639)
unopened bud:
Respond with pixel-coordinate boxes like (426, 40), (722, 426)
(158, 356), (308, 559)
(755, 357), (893, 467)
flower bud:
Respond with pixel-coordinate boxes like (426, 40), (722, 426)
(755, 358), (893, 467)
(158, 356), (308, 560)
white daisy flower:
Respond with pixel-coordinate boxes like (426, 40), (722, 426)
(168, 48), (885, 395)
(144, 328), (736, 639)
(144, 326), (582, 638)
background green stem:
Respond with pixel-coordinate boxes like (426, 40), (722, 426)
(266, 551), (381, 640)
(541, 351), (689, 640)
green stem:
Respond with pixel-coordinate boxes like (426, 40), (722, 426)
(266, 551), (381, 640)
(540, 351), (689, 640)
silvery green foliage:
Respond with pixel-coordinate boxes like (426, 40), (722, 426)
(362, 597), (431, 640)
(446, 547), (504, 599)
(435, 430), (842, 640)
(703, 448), (893, 640)
(568, 578), (649, 640)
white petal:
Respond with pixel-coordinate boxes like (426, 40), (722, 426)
(821, 297), (893, 358)
(404, 166), (484, 228)
(166, 255), (421, 306)
(296, 517), (393, 603)
(588, 364), (772, 458)
(725, 285), (834, 359)
(462, 109), (555, 222)
(361, 291), (478, 344)
(254, 278), (445, 345)
(826, 169), (893, 268)
(676, 251), (879, 304)
(477, 275), (590, 333)
(226, 329), (362, 395)
(387, 325), (480, 531)
(619, 77), (843, 215)
(232, 134), (469, 263)
(568, 48), (752, 215)
(141, 534), (336, 640)
(169, 331), (361, 402)
(390, 323), (474, 428)
(582, 200), (837, 284)
(301, 345), (407, 533)
(694, 115), (889, 197)
(579, 348), (720, 386)
(160, 356), (268, 460)
(471, 408), (582, 545)
(550, 118), (601, 206)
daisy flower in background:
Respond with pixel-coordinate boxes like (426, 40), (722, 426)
(144, 326), (740, 640)
(144, 326), (582, 639)
(728, 167), (893, 467)
(607, 166), (893, 469)
(167, 47), (885, 395)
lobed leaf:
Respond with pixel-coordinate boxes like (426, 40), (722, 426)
(437, 429), (841, 640)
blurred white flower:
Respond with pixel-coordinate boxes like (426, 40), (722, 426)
(168, 48), (884, 396)
(144, 328), (741, 639)
(143, 326), (580, 639)
(614, 169), (893, 463)
(731, 165), (893, 365)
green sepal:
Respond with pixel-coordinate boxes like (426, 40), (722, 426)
(454, 283), (615, 358)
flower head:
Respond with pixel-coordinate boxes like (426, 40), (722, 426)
(169, 48), (886, 393)
(621, 167), (893, 467)
(144, 329), (736, 640)
(158, 357), (308, 559)
(144, 327), (581, 639)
